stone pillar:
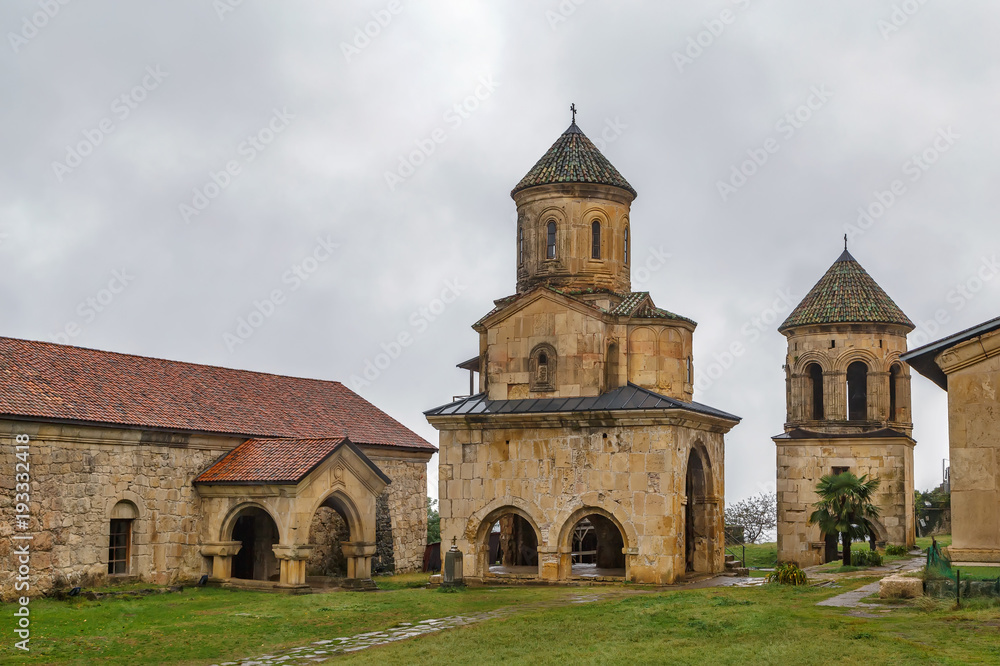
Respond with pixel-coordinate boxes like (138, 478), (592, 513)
(826, 371), (846, 421)
(789, 373), (807, 422)
(200, 541), (243, 582)
(272, 544), (314, 588)
(870, 371), (889, 421)
(341, 542), (377, 580)
(539, 546), (561, 581)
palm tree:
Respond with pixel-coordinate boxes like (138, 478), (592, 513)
(808, 472), (881, 567)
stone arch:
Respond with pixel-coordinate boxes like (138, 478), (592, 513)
(105, 492), (146, 520)
(536, 206), (567, 262)
(223, 503), (281, 582)
(791, 350), (833, 375)
(219, 501), (286, 544)
(583, 206), (611, 261)
(307, 489), (364, 542)
(555, 501), (634, 580)
(832, 348), (880, 373)
(684, 442), (718, 574)
(468, 500), (543, 578)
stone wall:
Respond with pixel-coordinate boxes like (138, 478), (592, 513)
(0, 419), (239, 600)
(363, 451), (429, 573)
(775, 438), (915, 566)
(306, 506), (349, 576)
(433, 415), (728, 585)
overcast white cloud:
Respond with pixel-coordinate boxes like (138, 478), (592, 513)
(3, 0), (998, 504)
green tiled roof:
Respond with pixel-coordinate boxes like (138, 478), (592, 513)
(511, 122), (637, 197)
(779, 250), (913, 332)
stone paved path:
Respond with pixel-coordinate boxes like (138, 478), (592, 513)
(209, 592), (617, 665)
(814, 555), (925, 615)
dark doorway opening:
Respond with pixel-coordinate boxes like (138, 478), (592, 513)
(569, 513), (625, 578)
(230, 507), (279, 581)
(487, 513), (538, 575)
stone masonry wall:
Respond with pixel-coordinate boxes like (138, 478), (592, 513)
(0, 420), (238, 600)
(363, 454), (428, 573)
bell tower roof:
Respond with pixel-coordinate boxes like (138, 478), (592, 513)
(779, 248), (914, 332)
(511, 118), (637, 198)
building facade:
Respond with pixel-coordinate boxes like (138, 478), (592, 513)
(0, 338), (433, 600)
(426, 118), (740, 585)
(904, 315), (1000, 563)
(774, 248), (917, 566)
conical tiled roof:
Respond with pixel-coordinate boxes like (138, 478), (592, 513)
(511, 122), (636, 197)
(779, 249), (913, 332)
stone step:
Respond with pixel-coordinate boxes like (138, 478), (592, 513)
(725, 554), (735, 563)
(725, 560), (743, 569)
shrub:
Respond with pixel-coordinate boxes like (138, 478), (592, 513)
(885, 544), (908, 556)
(851, 549), (884, 567)
(766, 562), (807, 585)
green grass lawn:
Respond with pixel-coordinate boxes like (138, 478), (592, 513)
(727, 541), (777, 568)
(5, 568), (1000, 665)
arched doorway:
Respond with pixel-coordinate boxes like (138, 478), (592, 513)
(483, 511), (539, 576)
(229, 506), (280, 581)
(685, 447), (713, 574)
(567, 513), (625, 578)
(308, 500), (352, 578)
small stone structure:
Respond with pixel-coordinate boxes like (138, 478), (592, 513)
(426, 117), (740, 585)
(904, 316), (1000, 563)
(774, 248), (916, 566)
(879, 574), (923, 598)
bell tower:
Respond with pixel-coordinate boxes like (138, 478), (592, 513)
(774, 245), (917, 566)
(511, 108), (636, 294)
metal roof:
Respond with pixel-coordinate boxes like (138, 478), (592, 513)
(425, 383), (740, 421)
(901, 314), (1000, 390)
(773, 427), (913, 441)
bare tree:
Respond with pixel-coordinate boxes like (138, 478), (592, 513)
(724, 492), (777, 544)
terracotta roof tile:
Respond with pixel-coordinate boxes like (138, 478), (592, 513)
(511, 122), (637, 197)
(0, 337), (433, 450)
(194, 437), (390, 484)
(779, 250), (913, 332)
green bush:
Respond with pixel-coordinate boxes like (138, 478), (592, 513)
(851, 549), (884, 567)
(885, 544), (908, 556)
(766, 562), (807, 585)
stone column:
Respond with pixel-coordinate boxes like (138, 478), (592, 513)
(538, 546), (560, 581)
(825, 371), (846, 421)
(200, 541), (243, 582)
(272, 544), (314, 588)
(341, 541), (377, 580)
(870, 371), (889, 422)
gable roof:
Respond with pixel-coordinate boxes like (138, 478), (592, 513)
(0, 337), (434, 451)
(511, 122), (637, 197)
(194, 437), (391, 485)
(779, 249), (913, 332)
(425, 382), (740, 422)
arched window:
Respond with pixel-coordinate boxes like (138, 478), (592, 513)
(591, 220), (601, 259)
(847, 361), (868, 421)
(546, 220), (556, 259)
(623, 227), (629, 265)
(889, 363), (901, 421)
(807, 363), (824, 420)
(530, 344), (556, 392)
(685, 356), (693, 384)
(518, 224), (524, 266)
(109, 500), (138, 575)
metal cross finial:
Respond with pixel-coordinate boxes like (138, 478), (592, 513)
(844, 234), (848, 251)
(570, 103), (577, 124)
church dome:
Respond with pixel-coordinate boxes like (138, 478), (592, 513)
(779, 249), (914, 332)
(511, 121), (636, 197)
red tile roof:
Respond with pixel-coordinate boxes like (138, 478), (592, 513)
(0, 337), (434, 451)
(194, 437), (390, 484)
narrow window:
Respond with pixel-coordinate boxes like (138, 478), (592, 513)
(832, 466), (849, 476)
(518, 225), (524, 266)
(623, 227), (629, 265)
(591, 220), (601, 259)
(108, 519), (132, 574)
(808, 363), (824, 420)
(889, 363), (901, 421)
(537, 353), (548, 383)
(546, 220), (556, 259)
(530, 344), (556, 391)
(847, 361), (868, 421)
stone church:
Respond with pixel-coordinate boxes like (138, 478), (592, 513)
(426, 117), (741, 584)
(774, 248), (917, 566)
(0, 338), (434, 599)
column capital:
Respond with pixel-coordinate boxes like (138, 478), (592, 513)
(200, 541), (243, 558)
(341, 541), (377, 558)
(272, 544), (315, 561)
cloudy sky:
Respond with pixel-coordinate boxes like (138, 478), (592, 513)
(3, 1), (998, 504)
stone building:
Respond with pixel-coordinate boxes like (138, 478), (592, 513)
(425, 117), (741, 585)
(903, 315), (1000, 563)
(0, 338), (434, 599)
(774, 248), (917, 566)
